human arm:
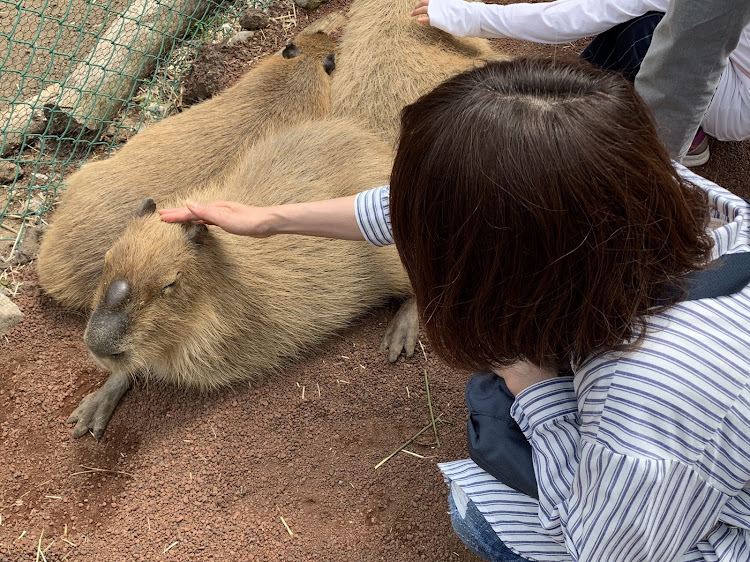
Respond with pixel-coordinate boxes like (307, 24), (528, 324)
(158, 186), (394, 245)
(414, 0), (668, 42)
(158, 196), (363, 240)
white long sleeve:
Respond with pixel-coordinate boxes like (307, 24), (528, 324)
(428, 0), (669, 42)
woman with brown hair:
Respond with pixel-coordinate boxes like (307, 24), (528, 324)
(160, 58), (750, 561)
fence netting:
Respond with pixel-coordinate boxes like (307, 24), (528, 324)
(0, 0), (262, 258)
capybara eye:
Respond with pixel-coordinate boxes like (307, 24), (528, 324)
(161, 279), (178, 295)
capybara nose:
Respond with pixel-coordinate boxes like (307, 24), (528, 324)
(84, 307), (128, 358)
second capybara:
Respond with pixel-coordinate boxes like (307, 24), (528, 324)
(38, 32), (337, 311)
(331, 0), (510, 147)
(64, 118), (413, 438)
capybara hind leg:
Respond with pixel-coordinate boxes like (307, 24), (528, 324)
(381, 297), (419, 363)
(68, 371), (132, 439)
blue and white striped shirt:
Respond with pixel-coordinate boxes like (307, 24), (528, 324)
(354, 166), (750, 562)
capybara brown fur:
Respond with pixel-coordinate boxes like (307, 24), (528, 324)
(67, 119), (412, 438)
(331, 0), (510, 147)
(38, 32), (336, 311)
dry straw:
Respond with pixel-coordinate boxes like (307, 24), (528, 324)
(374, 414), (444, 470)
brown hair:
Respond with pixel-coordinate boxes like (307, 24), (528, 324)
(390, 57), (713, 371)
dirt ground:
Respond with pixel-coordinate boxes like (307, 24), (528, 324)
(1, 1), (749, 561)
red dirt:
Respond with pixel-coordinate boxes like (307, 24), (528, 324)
(1, 274), (479, 561)
(1, 2), (748, 561)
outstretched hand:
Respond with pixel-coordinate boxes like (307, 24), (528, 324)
(158, 200), (276, 237)
(411, 0), (430, 24)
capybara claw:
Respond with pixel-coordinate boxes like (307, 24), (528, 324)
(68, 391), (113, 439)
(67, 372), (132, 439)
(381, 297), (419, 363)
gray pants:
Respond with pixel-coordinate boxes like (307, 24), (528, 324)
(635, 0), (750, 158)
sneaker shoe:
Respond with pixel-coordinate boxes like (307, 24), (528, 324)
(681, 129), (710, 167)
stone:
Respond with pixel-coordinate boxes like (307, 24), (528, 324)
(0, 293), (23, 335)
(227, 30), (255, 46)
(239, 9), (269, 30)
(294, 0), (329, 11)
(0, 161), (21, 184)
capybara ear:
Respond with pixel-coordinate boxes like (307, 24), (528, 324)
(323, 53), (335, 75)
(183, 222), (208, 247)
(135, 198), (156, 217)
(282, 41), (300, 59)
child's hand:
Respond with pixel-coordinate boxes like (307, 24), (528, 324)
(411, 0), (430, 24)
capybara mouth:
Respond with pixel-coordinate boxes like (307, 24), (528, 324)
(88, 349), (130, 372)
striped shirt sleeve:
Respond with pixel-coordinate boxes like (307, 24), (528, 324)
(512, 379), (580, 541)
(512, 379), (732, 562)
(354, 186), (393, 247)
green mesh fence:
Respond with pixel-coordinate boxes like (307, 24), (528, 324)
(0, 0), (265, 258)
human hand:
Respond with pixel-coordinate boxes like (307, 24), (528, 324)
(411, 0), (430, 24)
(493, 361), (558, 396)
(158, 200), (277, 237)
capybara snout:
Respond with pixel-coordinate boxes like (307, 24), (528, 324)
(84, 305), (128, 359)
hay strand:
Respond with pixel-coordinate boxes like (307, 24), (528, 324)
(35, 530), (43, 562)
(280, 516), (293, 536)
(424, 370), (440, 448)
(70, 465), (134, 478)
(375, 414), (444, 470)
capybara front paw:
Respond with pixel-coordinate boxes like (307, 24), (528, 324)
(68, 390), (117, 439)
(67, 372), (132, 439)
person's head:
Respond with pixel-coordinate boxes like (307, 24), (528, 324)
(390, 57), (713, 371)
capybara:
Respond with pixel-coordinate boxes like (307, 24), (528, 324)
(38, 32), (337, 311)
(331, 0), (509, 146)
(66, 119), (413, 438)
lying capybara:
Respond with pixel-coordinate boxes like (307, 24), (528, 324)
(66, 118), (413, 438)
(331, 0), (509, 146)
(38, 32), (336, 312)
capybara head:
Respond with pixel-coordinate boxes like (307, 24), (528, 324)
(283, 32), (337, 75)
(83, 198), (213, 374)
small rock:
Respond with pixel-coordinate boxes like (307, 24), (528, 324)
(0, 293), (23, 335)
(28, 196), (45, 212)
(0, 161), (21, 184)
(33, 172), (49, 183)
(145, 102), (169, 118)
(239, 9), (269, 30)
(227, 30), (255, 46)
(294, 0), (329, 11)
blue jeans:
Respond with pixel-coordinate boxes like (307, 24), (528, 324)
(449, 489), (531, 562)
(581, 12), (664, 83)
